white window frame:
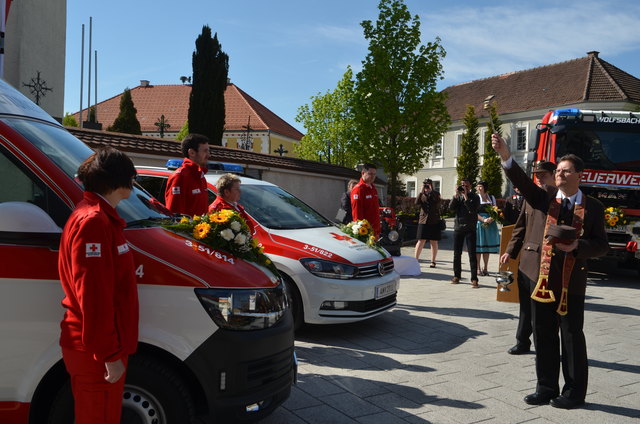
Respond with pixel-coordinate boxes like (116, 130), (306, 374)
(406, 179), (417, 198)
(514, 123), (529, 151)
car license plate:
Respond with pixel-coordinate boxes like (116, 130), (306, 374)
(375, 281), (396, 299)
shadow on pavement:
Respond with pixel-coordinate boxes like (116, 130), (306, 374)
(589, 358), (640, 375)
(583, 302), (640, 316)
(583, 402), (640, 419)
(399, 303), (516, 320)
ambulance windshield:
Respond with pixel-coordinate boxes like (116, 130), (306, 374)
(3, 118), (169, 224)
(556, 129), (640, 171)
(240, 185), (333, 230)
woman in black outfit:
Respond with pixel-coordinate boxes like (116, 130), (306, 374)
(414, 179), (442, 267)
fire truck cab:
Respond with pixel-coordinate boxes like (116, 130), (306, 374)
(535, 108), (640, 274)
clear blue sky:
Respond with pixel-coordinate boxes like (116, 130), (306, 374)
(64, 0), (640, 132)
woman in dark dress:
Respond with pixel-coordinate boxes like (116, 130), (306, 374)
(414, 179), (442, 267)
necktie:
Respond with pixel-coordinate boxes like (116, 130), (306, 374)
(560, 198), (572, 224)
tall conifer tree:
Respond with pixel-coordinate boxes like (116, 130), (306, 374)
(481, 103), (504, 196)
(189, 25), (228, 145)
(457, 105), (480, 184)
(107, 88), (141, 135)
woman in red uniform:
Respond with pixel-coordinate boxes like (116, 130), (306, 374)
(209, 173), (255, 234)
(58, 147), (139, 424)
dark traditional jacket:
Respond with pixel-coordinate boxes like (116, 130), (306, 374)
(415, 190), (441, 225)
(449, 192), (479, 232)
(505, 161), (608, 296)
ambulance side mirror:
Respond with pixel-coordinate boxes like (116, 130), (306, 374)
(0, 201), (62, 233)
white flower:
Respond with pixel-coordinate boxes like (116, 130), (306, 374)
(220, 228), (234, 241)
(230, 220), (242, 232)
(234, 233), (247, 245)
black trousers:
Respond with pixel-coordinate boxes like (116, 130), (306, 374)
(515, 271), (533, 348)
(452, 229), (477, 280)
(532, 293), (588, 400)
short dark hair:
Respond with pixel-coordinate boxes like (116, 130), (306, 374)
(181, 133), (210, 158)
(77, 147), (136, 195)
(362, 163), (377, 172)
(460, 178), (472, 185)
(558, 154), (585, 173)
(476, 180), (488, 191)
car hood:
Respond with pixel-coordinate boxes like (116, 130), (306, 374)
(257, 225), (389, 265)
(126, 227), (278, 288)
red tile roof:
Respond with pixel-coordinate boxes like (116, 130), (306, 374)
(67, 127), (358, 179)
(443, 52), (640, 121)
(73, 83), (303, 141)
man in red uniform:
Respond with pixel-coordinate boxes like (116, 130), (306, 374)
(350, 163), (381, 236)
(209, 173), (255, 234)
(59, 148), (139, 423)
(165, 133), (210, 216)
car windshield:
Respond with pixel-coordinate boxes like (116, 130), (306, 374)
(556, 128), (640, 171)
(3, 117), (169, 224)
(240, 184), (333, 229)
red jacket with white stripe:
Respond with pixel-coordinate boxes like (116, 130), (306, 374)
(58, 192), (139, 362)
(165, 159), (209, 216)
(350, 179), (381, 236)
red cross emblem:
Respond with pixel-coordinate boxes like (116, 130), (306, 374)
(330, 232), (357, 244)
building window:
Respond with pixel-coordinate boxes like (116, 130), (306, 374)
(516, 128), (527, 151)
(431, 179), (441, 193)
(455, 133), (463, 157)
(433, 137), (443, 158)
(406, 181), (416, 197)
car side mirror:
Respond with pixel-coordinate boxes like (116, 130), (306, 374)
(0, 201), (62, 233)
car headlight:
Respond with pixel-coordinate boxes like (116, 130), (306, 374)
(387, 230), (399, 242)
(195, 282), (288, 330)
(299, 258), (359, 279)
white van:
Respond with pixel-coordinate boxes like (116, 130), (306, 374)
(0, 80), (295, 423)
(137, 166), (400, 329)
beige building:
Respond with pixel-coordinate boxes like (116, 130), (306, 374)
(4, 0), (66, 121)
(72, 82), (303, 158)
(404, 52), (640, 198)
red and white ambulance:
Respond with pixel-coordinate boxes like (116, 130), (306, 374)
(0, 79), (295, 423)
(136, 167), (400, 329)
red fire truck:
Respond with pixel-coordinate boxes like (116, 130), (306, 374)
(534, 108), (640, 274)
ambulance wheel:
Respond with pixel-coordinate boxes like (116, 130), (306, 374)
(122, 356), (196, 423)
(48, 356), (196, 424)
(282, 274), (304, 331)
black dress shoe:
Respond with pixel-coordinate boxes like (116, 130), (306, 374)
(550, 396), (585, 409)
(524, 392), (556, 405)
(507, 345), (530, 355)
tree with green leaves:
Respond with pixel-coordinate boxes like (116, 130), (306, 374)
(62, 113), (78, 127)
(294, 67), (358, 168)
(480, 103), (504, 196)
(352, 0), (450, 207)
(188, 25), (228, 145)
(107, 88), (141, 135)
(176, 121), (189, 141)
(457, 105), (480, 184)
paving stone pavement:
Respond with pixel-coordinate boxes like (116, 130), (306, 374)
(259, 227), (640, 424)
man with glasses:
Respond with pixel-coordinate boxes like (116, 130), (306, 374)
(492, 133), (607, 410)
(449, 178), (480, 287)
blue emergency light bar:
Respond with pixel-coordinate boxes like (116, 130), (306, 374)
(165, 159), (245, 173)
(553, 108), (581, 117)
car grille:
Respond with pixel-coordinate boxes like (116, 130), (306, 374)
(356, 258), (395, 278)
(348, 293), (397, 312)
(244, 347), (294, 390)
(607, 231), (631, 245)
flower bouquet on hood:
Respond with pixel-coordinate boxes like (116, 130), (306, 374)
(340, 219), (386, 257)
(163, 210), (278, 274)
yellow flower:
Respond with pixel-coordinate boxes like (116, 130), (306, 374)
(180, 216), (190, 224)
(193, 215), (201, 222)
(604, 214), (611, 220)
(210, 213), (228, 223)
(359, 227), (369, 235)
(265, 259), (271, 265)
(193, 222), (211, 239)
(251, 238), (259, 248)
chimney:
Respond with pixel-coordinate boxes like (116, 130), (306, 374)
(587, 51), (599, 58)
(140, 80), (150, 87)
